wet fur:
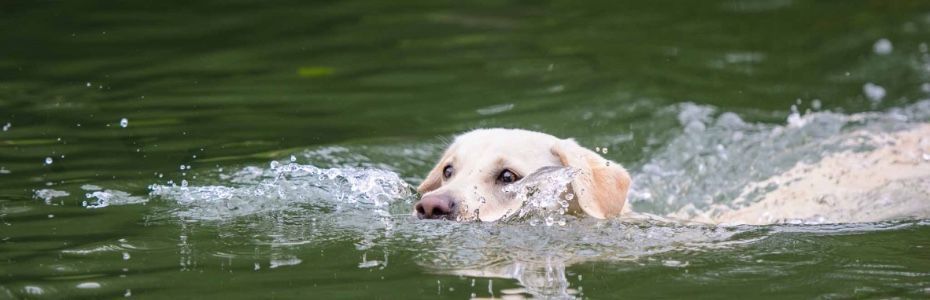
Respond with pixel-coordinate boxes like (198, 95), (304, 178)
(417, 128), (631, 221)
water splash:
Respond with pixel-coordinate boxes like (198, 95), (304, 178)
(83, 189), (147, 209)
(149, 161), (414, 221)
(631, 100), (930, 222)
(500, 166), (578, 226)
(34, 189), (69, 204)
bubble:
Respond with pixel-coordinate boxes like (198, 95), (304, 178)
(2, 122), (9, 131)
(119, 118), (128, 128)
(873, 38), (893, 55)
(122, 252), (131, 260)
(44, 157), (53, 165)
(86, 82), (92, 87)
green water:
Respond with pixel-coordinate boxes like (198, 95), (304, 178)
(3, 0), (930, 298)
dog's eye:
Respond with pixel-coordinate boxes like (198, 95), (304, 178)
(498, 169), (519, 184)
(443, 165), (454, 179)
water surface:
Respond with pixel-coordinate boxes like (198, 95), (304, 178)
(3, 0), (930, 298)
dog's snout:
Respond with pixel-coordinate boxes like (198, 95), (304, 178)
(415, 194), (457, 220)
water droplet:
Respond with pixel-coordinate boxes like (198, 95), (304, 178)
(873, 38), (893, 55)
(122, 252), (130, 260)
(863, 82), (886, 102)
(290, 155), (297, 162)
(119, 118), (128, 128)
(2, 122), (9, 131)
(86, 82), (92, 87)
(44, 157), (53, 165)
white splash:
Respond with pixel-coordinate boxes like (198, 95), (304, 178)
(83, 189), (147, 209)
(34, 189), (69, 204)
(500, 166), (578, 226)
(150, 162), (412, 220)
(632, 100), (930, 224)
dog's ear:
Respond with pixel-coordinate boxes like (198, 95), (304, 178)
(551, 139), (631, 219)
(417, 145), (457, 194)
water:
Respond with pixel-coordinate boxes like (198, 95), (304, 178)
(3, 0), (930, 298)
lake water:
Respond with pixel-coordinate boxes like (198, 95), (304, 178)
(3, 0), (930, 298)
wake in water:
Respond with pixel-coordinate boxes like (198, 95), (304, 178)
(631, 100), (930, 225)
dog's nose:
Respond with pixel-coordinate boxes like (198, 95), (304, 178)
(415, 194), (457, 220)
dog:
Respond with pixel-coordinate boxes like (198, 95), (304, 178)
(413, 128), (631, 221)
(414, 125), (930, 224)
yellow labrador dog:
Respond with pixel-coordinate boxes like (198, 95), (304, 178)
(414, 128), (631, 221)
(415, 125), (930, 224)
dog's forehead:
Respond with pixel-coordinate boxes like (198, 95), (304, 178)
(449, 128), (561, 164)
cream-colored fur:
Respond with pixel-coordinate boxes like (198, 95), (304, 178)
(416, 128), (631, 221)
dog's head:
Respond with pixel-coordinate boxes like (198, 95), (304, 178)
(414, 128), (631, 221)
